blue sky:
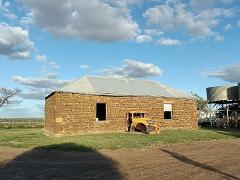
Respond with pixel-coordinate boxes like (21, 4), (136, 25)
(0, 0), (240, 117)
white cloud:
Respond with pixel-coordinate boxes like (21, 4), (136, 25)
(220, 0), (234, 4)
(20, 12), (33, 27)
(189, 0), (215, 11)
(13, 76), (68, 89)
(189, 0), (234, 11)
(143, 1), (234, 40)
(156, 37), (181, 46)
(214, 34), (224, 43)
(144, 29), (164, 36)
(0, 1), (17, 20)
(46, 72), (58, 79)
(22, 0), (139, 42)
(104, 0), (144, 8)
(20, 88), (52, 100)
(35, 54), (60, 74)
(224, 24), (232, 31)
(103, 59), (162, 78)
(13, 53), (69, 100)
(136, 34), (152, 43)
(205, 64), (240, 83)
(237, 20), (240, 27)
(35, 54), (60, 80)
(13, 75), (71, 100)
(35, 54), (47, 62)
(3, 11), (17, 20)
(0, 23), (34, 59)
(48, 61), (59, 69)
(80, 64), (90, 69)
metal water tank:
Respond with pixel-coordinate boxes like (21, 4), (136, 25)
(206, 85), (239, 103)
(239, 83), (240, 98)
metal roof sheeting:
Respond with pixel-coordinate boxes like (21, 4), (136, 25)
(58, 76), (193, 99)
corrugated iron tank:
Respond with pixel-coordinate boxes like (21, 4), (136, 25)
(206, 85), (239, 103)
(239, 83), (240, 98)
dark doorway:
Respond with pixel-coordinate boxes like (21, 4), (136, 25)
(96, 103), (106, 121)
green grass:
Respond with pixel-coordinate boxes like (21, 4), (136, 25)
(0, 118), (44, 129)
(0, 128), (239, 151)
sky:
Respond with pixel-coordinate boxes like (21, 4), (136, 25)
(0, 0), (240, 118)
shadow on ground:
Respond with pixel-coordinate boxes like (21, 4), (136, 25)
(161, 149), (240, 180)
(214, 128), (240, 138)
(0, 143), (123, 180)
(201, 127), (240, 138)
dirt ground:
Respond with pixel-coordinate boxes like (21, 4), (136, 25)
(0, 139), (239, 180)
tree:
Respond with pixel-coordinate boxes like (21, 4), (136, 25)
(191, 92), (209, 112)
(0, 87), (21, 108)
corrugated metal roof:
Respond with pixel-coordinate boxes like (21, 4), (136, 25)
(58, 76), (193, 99)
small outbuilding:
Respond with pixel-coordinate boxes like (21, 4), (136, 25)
(45, 76), (197, 135)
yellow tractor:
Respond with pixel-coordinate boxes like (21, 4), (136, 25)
(126, 111), (159, 134)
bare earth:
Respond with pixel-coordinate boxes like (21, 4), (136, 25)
(0, 139), (239, 180)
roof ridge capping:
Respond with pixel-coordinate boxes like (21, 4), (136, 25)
(57, 75), (194, 99)
(85, 75), (134, 82)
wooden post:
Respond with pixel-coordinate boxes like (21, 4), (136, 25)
(226, 107), (229, 127)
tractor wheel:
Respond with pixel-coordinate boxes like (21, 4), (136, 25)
(135, 123), (147, 133)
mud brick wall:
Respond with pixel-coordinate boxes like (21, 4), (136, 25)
(45, 92), (197, 135)
(45, 92), (56, 134)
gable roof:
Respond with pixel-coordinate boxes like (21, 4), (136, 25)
(57, 76), (193, 99)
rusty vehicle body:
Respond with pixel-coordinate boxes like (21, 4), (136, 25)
(126, 111), (159, 134)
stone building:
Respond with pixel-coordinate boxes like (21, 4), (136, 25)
(45, 76), (197, 135)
